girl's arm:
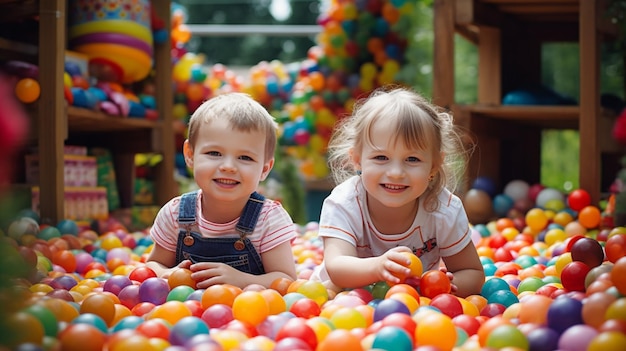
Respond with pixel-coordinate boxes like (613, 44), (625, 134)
(442, 242), (485, 297)
(323, 237), (413, 288)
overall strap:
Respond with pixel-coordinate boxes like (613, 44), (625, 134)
(178, 191), (199, 225)
(236, 192), (265, 235)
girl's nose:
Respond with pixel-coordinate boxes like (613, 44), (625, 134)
(387, 162), (405, 178)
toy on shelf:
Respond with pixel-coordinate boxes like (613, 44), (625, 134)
(67, 0), (154, 85)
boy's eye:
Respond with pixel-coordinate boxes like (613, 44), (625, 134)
(239, 155), (254, 161)
(373, 155), (388, 161)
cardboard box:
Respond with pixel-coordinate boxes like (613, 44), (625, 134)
(31, 186), (109, 221)
(25, 154), (97, 187)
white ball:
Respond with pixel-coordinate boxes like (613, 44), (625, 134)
(503, 179), (530, 201)
(535, 188), (565, 209)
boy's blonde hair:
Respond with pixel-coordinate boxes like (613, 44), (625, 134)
(327, 86), (469, 212)
(187, 93), (278, 162)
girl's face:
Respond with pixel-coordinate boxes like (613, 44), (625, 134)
(184, 118), (273, 203)
(352, 118), (436, 211)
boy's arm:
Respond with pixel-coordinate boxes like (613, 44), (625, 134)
(145, 242), (188, 278)
(442, 242), (485, 297)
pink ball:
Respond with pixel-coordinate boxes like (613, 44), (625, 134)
(557, 325), (597, 351)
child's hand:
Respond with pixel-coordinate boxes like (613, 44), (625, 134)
(376, 246), (414, 284)
(439, 267), (459, 294)
(189, 261), (246, 289)
(161, 259), (192, 279)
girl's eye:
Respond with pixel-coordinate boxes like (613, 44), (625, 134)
(207, 151), (221, 156)
(373, 155), (388, 161)
(407, 156), (420, 162)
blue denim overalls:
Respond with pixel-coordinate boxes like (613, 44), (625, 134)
(174, 191), (266, 274)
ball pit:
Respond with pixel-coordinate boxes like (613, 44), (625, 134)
(2, 187), (626, 351)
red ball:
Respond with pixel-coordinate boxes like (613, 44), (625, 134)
(560, 261), (591, 292)
(606, 234), (626, 263)
(567, 189), (591, 211)
(419, 270), (451, 298)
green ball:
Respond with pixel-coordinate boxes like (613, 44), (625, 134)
(167, 285), (195, 302)
(23, 304), (58, 337)
(37, 226), (61, 240)
(56, 219), (79, 236)
(371, 281), (391, 300)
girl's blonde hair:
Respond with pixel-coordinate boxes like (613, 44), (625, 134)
(187, 92), (278, 162)
(327, 85), (470, 212)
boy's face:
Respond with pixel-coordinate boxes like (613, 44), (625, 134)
(184, 118), (273, 203)
(352, 119), (434, 211)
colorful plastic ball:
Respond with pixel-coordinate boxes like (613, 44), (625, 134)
(59, 323), (107, 351)
(605, 234), (626, 263)
(80, 293), (116, 326)
(232, 291), (269, 326)
(167, 285), (195, 302)
(558, 324), (598, 351)
(480, 277), (510, 298)
(561, 261), (591, 292)
(201, 304), (233, 329)
(503, 179), (530, 201)
(149, 300), (191, 325)
(103, 274), (133, 296)
(578, 206), (602, 229)
(15, 78), (40, 103)
(372, 326), (413, 351)
(546, 296), (583, 334)
(611, 257), (626, 295)
(111, 315), (144, 332)
(568, 189), (592, 211)
(297, 280), (329, 306)
(373, 298), (411, 322)
(485, 324), (529, 350)
(37, 226), (61, 240)
(22, 304), (58, 338)
(118, 284), (141, 309)
(486, 289), (519, 308)
(136, 318), (171, 339)
(536, 188), (564, 209)
(526, 327), (560, 351)
(317, 329), (363, 351)
(275, 317), (318, 351)
(526, 208), (549, 231)
(72, 313), (109, 334)
(492, 194), (514, 217)
(463, 189), (494, 224)
(371, 281), (391, 299)
(472, 176), (497, 197)
(329, 306), (367, 330)
(415, 312), (457, 350)
(429, 293), (463, 318)
(129, 266), (157, 283)
(138, 277), (170, 305)
(588, 332), (626, 351)
(169, 316), (210, 346)
(289, 298), (321, 319)
(420, 270), (451, 298)
(570, 237), (604, 267)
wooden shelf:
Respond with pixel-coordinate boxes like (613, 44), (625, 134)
(67, 106), (162, 132)
(433, 0), (619, 205)
(2, 0), (177, 223)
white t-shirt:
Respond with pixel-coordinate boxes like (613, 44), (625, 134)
(311, 176), (471, 284)
(150, 190), (297, 254)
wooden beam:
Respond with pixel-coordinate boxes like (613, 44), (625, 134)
(433, 0), (456, 109)
(477, 26), (501, 105)
(37, 0), (66, 224)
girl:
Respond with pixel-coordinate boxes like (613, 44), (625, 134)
(312, 86), (484, 297)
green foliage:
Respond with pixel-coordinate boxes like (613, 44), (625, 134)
(541, 130), (579, 192)
(273, 148), (306, 225)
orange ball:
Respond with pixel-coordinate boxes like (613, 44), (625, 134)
(168, 268), (196, 289)
(15, 78), (40, 103)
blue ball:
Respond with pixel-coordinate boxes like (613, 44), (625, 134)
(472, 176), (497, 198)
(493, 194), (514, 217)
(372, 326), (413, 351)
(373, 298), (410, 322)
(547, 296), (583, 334)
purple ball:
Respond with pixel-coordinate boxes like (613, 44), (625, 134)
(118, 284), (141, 309)
(138, 277), (170, 305)
(546, 296), (583, 334)
(49, 275), (78, 290)
(373, 298), (411, 322)
(527, 327), (559, 351)
(103, 275), (132, 295)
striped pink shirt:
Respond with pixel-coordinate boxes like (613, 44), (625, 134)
(150, 191), (296, 254)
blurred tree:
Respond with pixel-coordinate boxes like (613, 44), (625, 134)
(177, 0), (319, 65)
